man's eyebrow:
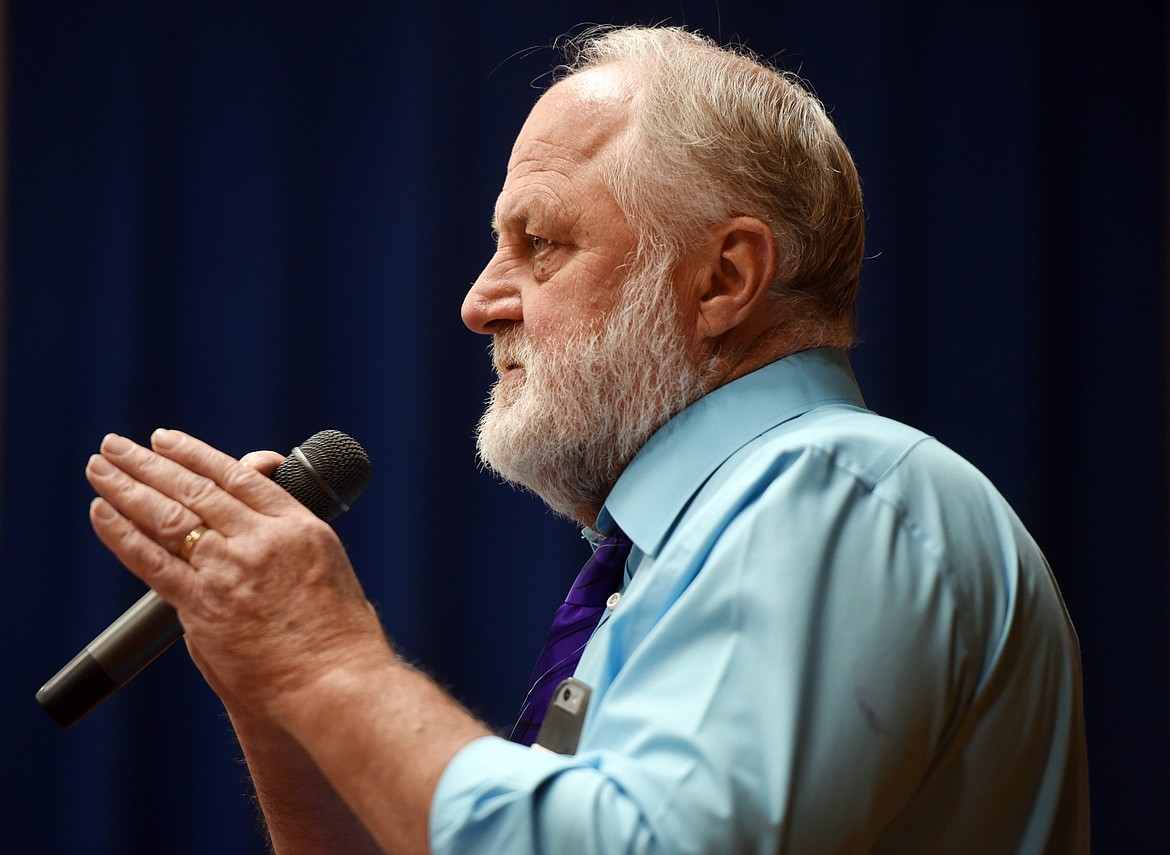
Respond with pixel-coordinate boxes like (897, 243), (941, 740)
(491, 194), (562, 239)
(490, 208), (526, 238)
(495, 189), (559, 224)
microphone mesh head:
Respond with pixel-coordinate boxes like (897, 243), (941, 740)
(273, 430), (372, 521)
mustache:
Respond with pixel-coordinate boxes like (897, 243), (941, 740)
(490, 323), (614, 378)
(489, 328), (538, 376)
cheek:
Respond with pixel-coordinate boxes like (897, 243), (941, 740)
(527, 270), (623, 340)
(518, 299), (586, 346)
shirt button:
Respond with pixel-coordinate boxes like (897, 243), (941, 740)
(606, 592), (622, 611)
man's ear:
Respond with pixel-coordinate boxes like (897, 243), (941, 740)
(694, 217), (779, 340)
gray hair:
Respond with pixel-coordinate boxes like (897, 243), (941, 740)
(560, 26), (865, 345)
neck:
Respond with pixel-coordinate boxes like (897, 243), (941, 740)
(702, 308), (851, 389)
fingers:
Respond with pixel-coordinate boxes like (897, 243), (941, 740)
(89, 431), (292, 537)
(86, 431), (308, 592)
(88, 496), (197, 603)
(149, 430), (298, 525)
(85, 449), (211, 554)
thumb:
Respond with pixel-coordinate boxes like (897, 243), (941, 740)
(239, 450), (286, 478)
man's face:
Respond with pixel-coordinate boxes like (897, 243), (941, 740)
(462, 68), (641, 366)
(475, 248), (708, 524)
(462, 69), (708, 524)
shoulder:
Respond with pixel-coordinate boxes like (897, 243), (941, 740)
(682, 404), (1041, 593)
(697, 405), (975, 519)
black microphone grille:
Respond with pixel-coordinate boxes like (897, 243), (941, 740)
(272, 429), (372, 522)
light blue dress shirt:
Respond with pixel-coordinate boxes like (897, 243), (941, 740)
(431, 348), (1089, 853)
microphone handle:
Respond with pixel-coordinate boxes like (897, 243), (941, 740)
(37, 590), (181, 727)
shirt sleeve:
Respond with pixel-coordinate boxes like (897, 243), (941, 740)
(429, 439), (1052, 853)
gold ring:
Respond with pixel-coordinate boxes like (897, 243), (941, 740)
(180, 524), (209, 562)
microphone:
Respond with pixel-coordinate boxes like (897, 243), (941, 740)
(35, 429), (372, 728)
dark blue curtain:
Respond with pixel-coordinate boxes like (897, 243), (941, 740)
(2, 2), (1164, 852)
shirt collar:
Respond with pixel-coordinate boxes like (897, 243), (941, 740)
(595, 348), (865, 556)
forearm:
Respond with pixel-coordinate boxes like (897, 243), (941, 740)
(271, 651), (492, 855)
(229, 708), (384, 854)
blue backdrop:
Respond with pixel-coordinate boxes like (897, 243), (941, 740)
(2, 1), (1165, 852)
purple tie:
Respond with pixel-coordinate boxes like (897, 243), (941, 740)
(509, 532), (633, 746)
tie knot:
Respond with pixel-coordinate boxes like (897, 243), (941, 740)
(564, 532), (632, 608)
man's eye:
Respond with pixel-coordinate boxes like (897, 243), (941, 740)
(530, 235), (551, 254)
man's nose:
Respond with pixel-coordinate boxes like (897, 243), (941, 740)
(462, 254), (523, 334)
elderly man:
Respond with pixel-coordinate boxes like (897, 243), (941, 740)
(85, 25), (1088, 855)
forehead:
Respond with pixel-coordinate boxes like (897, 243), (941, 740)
(508, 66), (636, 162)
(494, 67), (636, 225)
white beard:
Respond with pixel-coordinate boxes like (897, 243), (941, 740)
(475, 256), (710, 523)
